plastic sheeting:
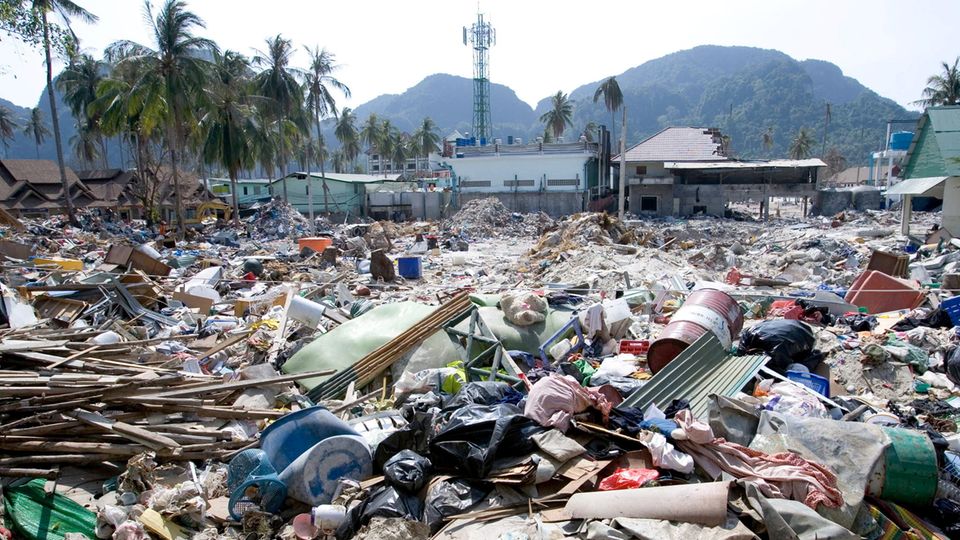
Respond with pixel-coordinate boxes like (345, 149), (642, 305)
(283, 301), (576, 391)
(2, 478), (98, 540)
(750, 411), (887, 534)
(282, 301), (462, 390)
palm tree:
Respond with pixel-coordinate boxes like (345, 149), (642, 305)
(23, 107), (52, 158)
(539, 91), (573, 139)
(93, 49), (165, 215)
(761, 127), (774, 154)
(334, 107), (360, 166)
(411, 117), (440, 176)
(57, 52), (106, 166)
(32, 0), (98, 224)
(916, 57), (960, 108)
(201, 50), (257, 225)
(593, 76), (623, 135)
(390, 132), (410, 175)
(359, 113), (380, 170)
(303, 45), (350, 219)
(330, 149), (348, 173)
(70, 118), (100, 166)
(106, 0), (216, 235)
(789, 128), (815, 160)
(0, 106), (19, 157)
(377, 119), (397, 176)
(581, 121), (598, 143)
(253, 34), (302, 204)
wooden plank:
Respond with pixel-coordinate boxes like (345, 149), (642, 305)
(67, 409), (181, 451)
(148, 369), (336, 398)
(195, 330), (251, 362)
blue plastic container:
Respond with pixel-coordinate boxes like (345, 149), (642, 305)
(890, 131), (914, 151)
(787, 370), (830, 397)
(943, 296), (960, 327)
(260, 406), (359, 473)
(227, 449), (287, 519)
(397, 256), (422, 279)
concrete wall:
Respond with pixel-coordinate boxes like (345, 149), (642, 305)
(451, 153), (590, 193)
(367, 191), (451, 220)
(627, 183), (816, 217)
(816, 191), (853, 216)
(628, 184), (674, 216)
(459, 191), (584, 217)
(815, 187), (884, 215)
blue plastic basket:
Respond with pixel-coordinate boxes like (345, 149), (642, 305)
(227, 449), (287, 519)
(786, 370), (830, 397)
(942, 296), (960, 327)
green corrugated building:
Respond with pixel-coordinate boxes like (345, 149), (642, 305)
(888, 106), (960, 235)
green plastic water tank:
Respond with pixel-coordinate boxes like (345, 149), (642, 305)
(878, 427), (939, 507)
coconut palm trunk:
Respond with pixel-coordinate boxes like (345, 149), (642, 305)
(166, 115), (184, 236)
(42, 10), (75, 224)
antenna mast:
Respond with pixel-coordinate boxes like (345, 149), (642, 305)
(463, 11), (495, 142)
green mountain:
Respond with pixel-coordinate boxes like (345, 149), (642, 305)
(351, 73), (536, 138)
(551, 45), (916, 162)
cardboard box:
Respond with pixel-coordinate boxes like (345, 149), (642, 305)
(235, 290), (290, 316)
(173, 290), (214, 314)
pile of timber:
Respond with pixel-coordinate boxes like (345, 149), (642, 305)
(0, 328), (332, 474)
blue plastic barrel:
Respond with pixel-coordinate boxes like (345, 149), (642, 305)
(397, 256), (422, 279)
(260, 407), (360, 473)
(278, 434), (372, 505)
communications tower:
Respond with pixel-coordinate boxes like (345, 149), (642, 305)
(463, 12), (495, 142)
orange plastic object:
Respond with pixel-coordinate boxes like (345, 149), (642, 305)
(844, 270), (924, 314)
(298, 237), (333, 252)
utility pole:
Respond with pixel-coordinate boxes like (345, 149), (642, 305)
(618, 106), (627, 219)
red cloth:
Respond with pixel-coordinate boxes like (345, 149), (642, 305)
(674, 409), (843, 509)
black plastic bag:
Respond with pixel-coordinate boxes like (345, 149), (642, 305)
(423, 478), (489, 534)
(383, 450), (432, 493)
(443, 381), (522, 409)
(430, 403), (543, 477)
(892, 307), (954, 331)
(737, 320), (818, 371)
(838, 314), (878, 332)
(361, 485), (423, 522)
(946, 346), (960, 386)
(374, 415), (433, 471)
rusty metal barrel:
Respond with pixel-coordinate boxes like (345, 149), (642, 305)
(647, 289), (743, 374)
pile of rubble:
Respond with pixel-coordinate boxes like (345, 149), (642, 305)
(444, 197), (552, 239)
(3, 202), (960, 540)
(248, 199), (313, 240)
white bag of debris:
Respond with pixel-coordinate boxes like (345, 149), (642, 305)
(500, 292), (548, 326)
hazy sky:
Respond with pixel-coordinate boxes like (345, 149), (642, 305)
(0, 0), (956, 112)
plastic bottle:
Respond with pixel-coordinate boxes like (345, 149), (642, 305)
(937, 477), (960, 503)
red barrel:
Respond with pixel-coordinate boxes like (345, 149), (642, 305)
(647, 289), (743, 374)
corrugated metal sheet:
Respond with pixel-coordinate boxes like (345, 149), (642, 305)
(619, 332), (767, 419)
(885, 176), (947, 197)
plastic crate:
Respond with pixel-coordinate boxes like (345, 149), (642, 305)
(943, 295), (960, 327)
(618, 339), (650, 355)
(786, 370), (830, 397)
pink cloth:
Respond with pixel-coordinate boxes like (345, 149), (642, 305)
(523, 374), (613, 432)
(674, 409), (843, 509)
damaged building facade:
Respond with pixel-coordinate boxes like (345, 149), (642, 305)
(449, 139), (601, 217)
(617, 127), (824, 217)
